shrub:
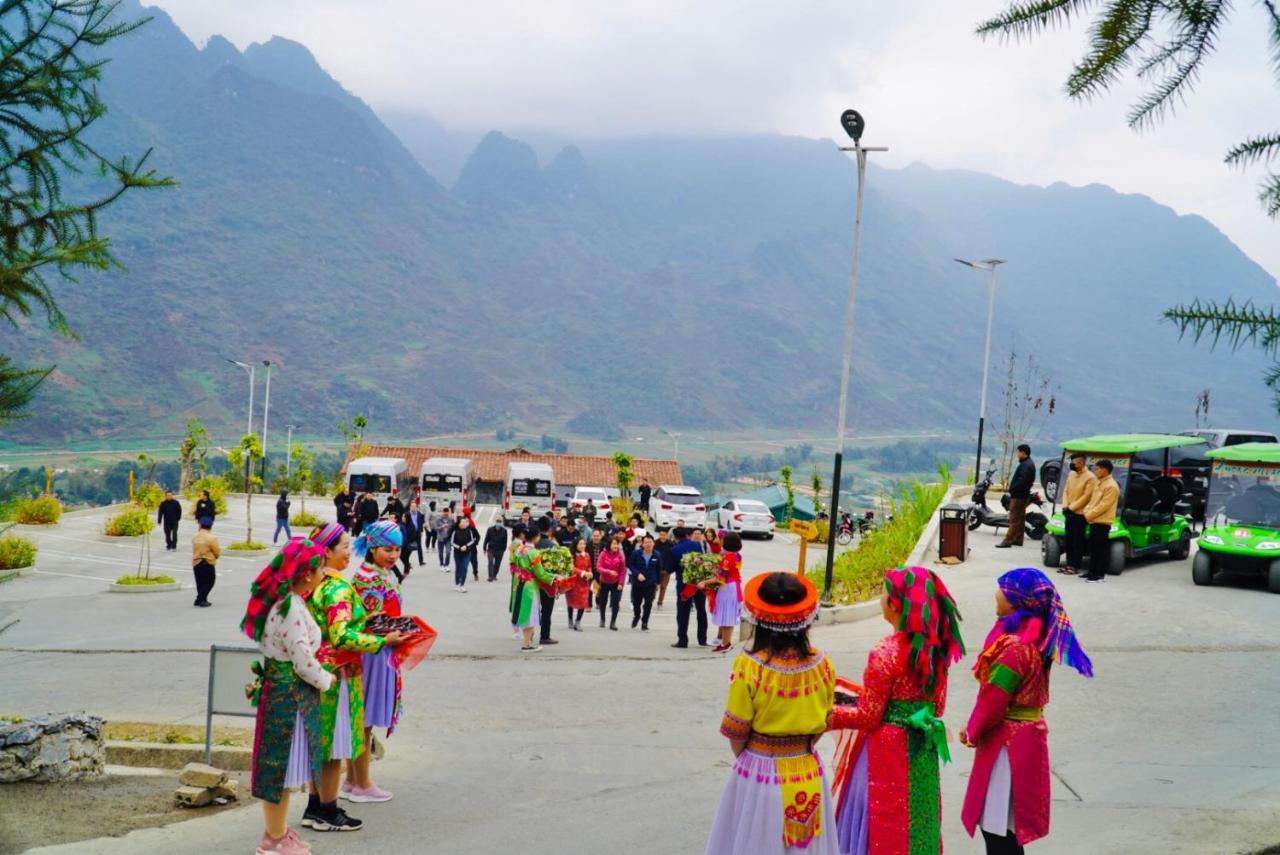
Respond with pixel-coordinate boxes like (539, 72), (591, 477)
(0, 535), (37, 569)
(228, 541), (268, 551)
(134, 482), (164, 510)
(184, 476), (228, 516)
(13, 496), (62, 525)
(104, 506), (155, 537)
(806, 466), (951, 605)
(114, 574), (176, 585)
(290, 511), (323, 528)
(812, 520), (830, 544)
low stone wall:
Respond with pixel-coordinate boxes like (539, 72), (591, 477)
(0, 713), (105, 783)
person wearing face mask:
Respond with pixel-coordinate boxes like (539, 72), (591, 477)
(1057, 454), (1096, 576)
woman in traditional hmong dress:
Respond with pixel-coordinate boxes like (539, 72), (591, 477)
(346, 519), (407, 802)
(828, 566), (965, 855)
(510, 528), (557, 650)
(705, 572), (839, 855)
(708, 531), (744, 653)
(959, 569), (1093, 855)
(241, 537), (330, 855)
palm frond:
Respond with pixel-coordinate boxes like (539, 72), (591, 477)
(1164, 299), (1280, 354)
(976, 0), (1091, 40)
(1262, 172), (1280, 219)
(1067, 0), (1152, 102)
(1265, 0), (1280, 82)
(1225, 132), (1280, 166)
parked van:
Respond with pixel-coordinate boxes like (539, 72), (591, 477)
(346, 457), (411, 505)
(504, 461), (555, 523)
(418, 457), (476, 512)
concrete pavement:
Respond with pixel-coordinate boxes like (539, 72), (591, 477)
(2, 501), (1278, 854)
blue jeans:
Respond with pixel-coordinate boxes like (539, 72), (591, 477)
(438, 538), (451, 566)
(454, 550), (471, 586)
(273, 518), (291, 543)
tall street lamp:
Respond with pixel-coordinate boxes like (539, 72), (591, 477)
(285, 425), (297, 485)
(228, 359), (256, 494)
(260, 360), (274, 488)
(823, 110), (888, 606)
(953, 258), (1007, 481)
(661, 430), (682, 461)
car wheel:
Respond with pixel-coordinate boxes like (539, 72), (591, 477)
(1269, 559), (1280, 594)
(1107, 540), (1126, 576)
(765, 533), (773, 540)
(1192, 551), (1214, 586)
(1170, 531), (1191, 561)
(1041, 536), (1061, 568)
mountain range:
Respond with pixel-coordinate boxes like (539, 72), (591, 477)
(14, 0), (1280, 448)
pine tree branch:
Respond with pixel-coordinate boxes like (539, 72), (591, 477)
(1164, 299), (1280, 354)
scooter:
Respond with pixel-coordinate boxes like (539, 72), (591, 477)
(967, 468), (1048, 540)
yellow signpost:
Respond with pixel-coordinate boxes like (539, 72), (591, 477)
(789, 519), (819, 573)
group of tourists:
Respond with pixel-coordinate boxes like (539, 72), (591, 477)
(242, 519), (430, 855)
(704, 565), (1092, 855)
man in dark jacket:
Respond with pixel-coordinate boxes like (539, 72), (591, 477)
(627, 534), (662, 631)
(654, 527), (674, 608)
(638, 480), (652, 514)
(383, 489), (404, 520)
(668, 528), (709, 648)
(407, 499), (426, 567)
(334, 487), (353, 531)
(483, 517), (509, 582)
(157, 491), (182, 551)
(998, 444), (1036, 548)
(355, 491), (379, 537)
(273, 491), (292, 544)
(534, 519), (559, 646)
(450, 516), (480, 590)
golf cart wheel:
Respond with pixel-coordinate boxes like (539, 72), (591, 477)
(966, 508), (980, 531)
(1041, 536), (1061, 568)
(1269, 559), (1280, 595)
(1191, 551), (1214, 587)
(1107, 540), (1126, 576)
(1169, 531), (1192, 561)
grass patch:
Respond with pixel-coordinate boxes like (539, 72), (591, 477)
(0, 535), (37, 569)
(114, 575), (176, 585)
(13, 496), (62, 525)
(0, 714), (23, 724)
(290, 511), (323, 527)
(104, 506), (154, 537)
(806, 466), (951, 605)
(105, 721), (251, 747)
(228, 541), (267, 551)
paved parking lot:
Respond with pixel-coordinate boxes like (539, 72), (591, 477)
(3, 500), (1279, 854)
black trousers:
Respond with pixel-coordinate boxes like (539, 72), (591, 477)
(163, 523), (178, 550)
(597, 583), (622, 625)
(982, 830), (1024, 855)
(631, 586), (655, 628)
(486, 551), (503, 580)
(676, 589), (708, 646)
(1064, 510), (1087, 568)
(539, 588), (556, 641)
(1088, 522), (1111, 578)
(412, 534), (424, 565)
(193, 560), (216, 604)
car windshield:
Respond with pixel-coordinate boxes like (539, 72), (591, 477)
(664, 492), (702, 505)
(512, 478), (552, 498)
(421, 474), (463, 492)
(737, 501), (770, 513)
(1225, 434), (1278, 446)
(1207, 460), (1280, 528)
(350, 473), (391, 493)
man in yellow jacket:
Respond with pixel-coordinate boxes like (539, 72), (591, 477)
(1083, 459), (1120, 581)
(1059, 453), (1097, 576)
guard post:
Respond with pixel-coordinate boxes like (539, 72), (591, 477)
(205, 644), (259, 764)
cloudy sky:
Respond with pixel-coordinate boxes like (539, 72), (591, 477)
(150, 0), (1280, 279)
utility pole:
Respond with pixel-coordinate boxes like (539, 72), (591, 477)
(260, 360), (273, 489)
(285, 425), (296, 485)
(954, 258), (1007, 481)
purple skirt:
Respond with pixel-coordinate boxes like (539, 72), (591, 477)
(834, 744), (869, 855)
(282, 710), (312, 789)
(711, 582), (742, 627)
(331, 678), (354, 760)
(362, 648), (398, 728)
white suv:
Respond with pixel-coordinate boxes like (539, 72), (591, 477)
(648, 485), (708, 530)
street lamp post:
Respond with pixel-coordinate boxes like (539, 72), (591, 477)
(228, 359), (256, 494)
(661, 430), (682, 461)
(285, 425), (296, 485)
(822, 110), (887, 606)
(954, 258), (1006, 481)
(260, 360), (273, 488)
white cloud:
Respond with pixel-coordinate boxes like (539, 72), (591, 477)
(147, 0), (1280, 279)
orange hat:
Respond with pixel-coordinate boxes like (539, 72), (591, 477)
(742, 572), (819, 632)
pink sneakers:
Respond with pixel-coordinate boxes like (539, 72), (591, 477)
(256, 827), (311, 855)
(344, 783), (393, 803)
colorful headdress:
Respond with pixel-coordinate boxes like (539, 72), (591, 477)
(352, 519), (403, 561)
(990, 568), (1093, 677)
(312, 522), (346, 549)
(884, 566), (965, 693)
(240, 537), (326, 642)
(742, 572), (820, 632)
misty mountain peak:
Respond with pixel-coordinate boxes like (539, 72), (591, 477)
(241, 35), (347, 102)
(545, 145), (594, 198)
(453, 131), (545, 203)
(201, 34), (240, 67)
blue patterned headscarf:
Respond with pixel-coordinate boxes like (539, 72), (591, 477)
(352, 520), (403, 561)
(991, 568), (1093, 677)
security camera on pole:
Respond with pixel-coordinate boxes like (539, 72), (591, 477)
(822, 110), (888, 605)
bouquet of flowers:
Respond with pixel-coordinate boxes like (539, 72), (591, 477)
(680, 552), (721, 588)
(539, 546), (575, 578)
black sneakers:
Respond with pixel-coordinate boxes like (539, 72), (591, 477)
(302, 799), (363, 832)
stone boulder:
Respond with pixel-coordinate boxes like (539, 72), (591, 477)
(0, 713), (105, 783)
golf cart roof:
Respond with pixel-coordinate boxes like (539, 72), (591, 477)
(1060, 434), (1207, 454)
(1205, 442), (1280, 465)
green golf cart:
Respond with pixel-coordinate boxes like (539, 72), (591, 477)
(1041, 434), (1204, 574)
(1192, 442), (1280, 593)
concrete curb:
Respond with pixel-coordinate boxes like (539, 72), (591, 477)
(10, 523), (59, 534)
(105, 741), (251, 771)
(816, 600), (881, 626)
(907, 485), (972, 567)
(108, 581), (181, 593)
(98, 532), (154, 544)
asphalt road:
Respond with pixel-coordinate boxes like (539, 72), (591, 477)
(3, 500), (1278, 854)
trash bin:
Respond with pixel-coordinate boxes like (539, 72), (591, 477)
(938, 503), (969, 562)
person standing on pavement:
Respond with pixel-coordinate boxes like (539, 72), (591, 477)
(670, 527), (710, 649)
(274, 491), (292, 544)
(334, 486), (353, 531)
(435, 507), (454, 570)
(394, 512), (414, 583)
(555, 515), (578, 551)
(586, 528), (605, 610)
(1082, 459), (1120, 582)
(195, 489), (216, 525)
(451, 516), (479, 592)
(627, 533), (662, 631)
(191, 516), (220, 607)
(997, 445), (1036, 549)
(534, 518), (561, 644)
(407, 500), (426, 568)
(582, 498), (597, 528)
(483, 516), (509, 582)
(1058, 454), (1097, 577)
(566, 539), (592, 631)
(424, 502), (438, 551)
(708, 532), (744, 653)
(382, 489), (404, 520)
(654, 528), (674, 609)
(355, 491), (378, 538)
(638, 479), (652, 515)
(157, 490), (182, 551)
(596, 536), (626, 630)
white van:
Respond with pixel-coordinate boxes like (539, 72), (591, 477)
(346, 457), (411, 505)
(418, 457), (476, 512)
(648, 484), (708, 530)
(503, 461), (555, 523)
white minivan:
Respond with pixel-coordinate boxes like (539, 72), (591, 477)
(347, 457), (412, 505)
(503, 462), (556, 523)
(648, 484), (708, 530)
(418, 457), (476, 512)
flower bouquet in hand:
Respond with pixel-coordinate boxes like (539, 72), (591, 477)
(680, 552), (721, 599)
(539, 546), (577, 593)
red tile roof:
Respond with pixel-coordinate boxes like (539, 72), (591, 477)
(347, 445), (682, 487)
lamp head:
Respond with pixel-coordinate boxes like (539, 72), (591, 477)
(840, 109), (865, 142)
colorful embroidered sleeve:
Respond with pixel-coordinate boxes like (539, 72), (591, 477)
(326, 598), (385, 654)
(830, 638), (894, 731)
(527, 551), (559, 587)
(966, 637), (1032, 741)
(720, 653), (758, 741)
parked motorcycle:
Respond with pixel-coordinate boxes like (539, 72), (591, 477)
(967, 468), (1048, 540)
(834, 511), (875, 545)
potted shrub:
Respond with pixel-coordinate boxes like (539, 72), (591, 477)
(13, 496), (62, 526)
(0, 533), (37, 573)
(103, 505), (155, 538)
